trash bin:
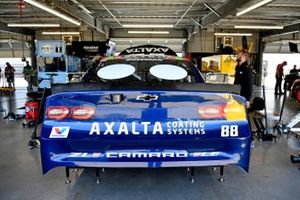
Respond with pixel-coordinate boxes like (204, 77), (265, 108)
(25, 101), (39, 120)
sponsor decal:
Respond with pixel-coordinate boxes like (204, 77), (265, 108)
(83, 46), (99, 52)
(126, 47), (169, 54)
(192, 152), (220, 157)
(66, 151), (222, 159)
(49, 127), (70, 138)
(41, 45), (53, 53)
(67, 151), (188, 159)
(106, 151), (188, 159)
(89, 120), (205, 136)
(125, 57), (163, 62)
(68, 152), (102, 158)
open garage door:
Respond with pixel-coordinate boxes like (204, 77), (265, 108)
(263, 41), (300, 90)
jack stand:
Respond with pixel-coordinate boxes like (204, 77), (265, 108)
(218, 166), (224, 182)
(189, 167), (195, 183)
(27, 138), (40, 149)
(259, 130), (277, 142)
(28, 88), (48, 149)
(273, 89), (288, 135)
(96, 168), (101, 184)
(3, 112), (17, 120)
(74, 168), (80, 178)
(65, 167), (71, 184)
(3, 87), (18, 120)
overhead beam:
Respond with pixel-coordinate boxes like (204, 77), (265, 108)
(0, 22), (34, 35)
(201, 0), (251, 27)
(260, 23), (300, 37)
(52, 0), (106, 35)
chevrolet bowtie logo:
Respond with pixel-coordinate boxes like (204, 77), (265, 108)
(136, 94), (158, 102)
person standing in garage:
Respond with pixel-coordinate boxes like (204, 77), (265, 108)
(4, 62), (15, 88)
(274, 61), (287, 95)
(23, 61), (34, 92)
(234, 50), (252, 102)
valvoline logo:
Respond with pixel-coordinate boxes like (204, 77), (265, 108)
(50, 127), (70, 138)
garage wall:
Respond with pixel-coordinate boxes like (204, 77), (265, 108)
(187, 30), (215, 53)
(0, 29), (106, 59)
(0, 50), (31, 58)
(187, 30), (259, 53)
(0, 32), (32, 58)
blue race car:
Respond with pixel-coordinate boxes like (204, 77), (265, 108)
(40, 45), (251, 182)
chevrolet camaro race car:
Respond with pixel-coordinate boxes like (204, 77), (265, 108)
(40, 45), (251, 180)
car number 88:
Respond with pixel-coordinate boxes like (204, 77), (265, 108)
(221, 125), (238, 137)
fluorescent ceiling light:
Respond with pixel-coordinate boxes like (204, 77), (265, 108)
(123, 24), (174, 28)
(236, 0), (273, 16)
(112, 38), (186, 42)
(128, 31), (170, 34)
(8, 23), (60, 27)
(24, 0), (81, 26)
(214, 33), (252, 36)
(42, 32), (80, 35)
(234, 25), (283, 30)
(111, 2), (186, 5)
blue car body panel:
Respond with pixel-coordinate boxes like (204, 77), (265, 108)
(40, 89), (251, 174)
(40, 49), (251, 174)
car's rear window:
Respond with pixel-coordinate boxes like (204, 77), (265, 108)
(82, 57), (203, 83)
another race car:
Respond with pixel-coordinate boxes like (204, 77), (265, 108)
(40, 45), (251, 182)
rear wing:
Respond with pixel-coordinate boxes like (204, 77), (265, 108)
(52, 82), (240, 95)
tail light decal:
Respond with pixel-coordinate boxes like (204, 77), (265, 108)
(198, 105), (225, 119)
(70, 107), (96, 120)
(198, 101), (246, 121)
(46, 106), (69, 120)
(46, 106), (95, 120)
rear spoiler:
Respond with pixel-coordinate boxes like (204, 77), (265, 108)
(52, 83), (240, 95)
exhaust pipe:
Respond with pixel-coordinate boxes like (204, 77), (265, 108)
(290, 155), (300, 163)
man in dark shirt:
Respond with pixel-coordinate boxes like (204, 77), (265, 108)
(234, 50), (252, 101)
(275, 61), (287, 95)
(23, 61), (34, 91)
(289, 65), (298, 74)
(4, 62), (15, 88)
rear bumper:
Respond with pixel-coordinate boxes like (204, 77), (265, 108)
(41, 137), (251, 174)
(51, 151), (240, 168)
(41, 120), (252, 174)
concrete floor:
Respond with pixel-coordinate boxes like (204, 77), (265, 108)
(0, 88), (299, 200)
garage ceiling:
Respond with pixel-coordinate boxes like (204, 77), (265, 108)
(0, 0), (300, 37)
